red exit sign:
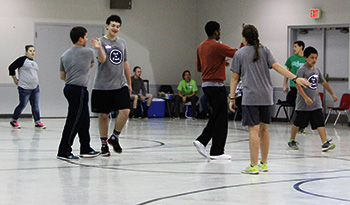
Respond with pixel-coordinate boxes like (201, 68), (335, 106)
(310, 9), (321, 18)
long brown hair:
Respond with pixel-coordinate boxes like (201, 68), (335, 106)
(242, 25), (260, 62)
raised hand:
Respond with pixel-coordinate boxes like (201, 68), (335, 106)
(90, 38), (101, 49)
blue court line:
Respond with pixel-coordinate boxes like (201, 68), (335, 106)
(135, 178), (309, 205)
(293, 176), (350, 202)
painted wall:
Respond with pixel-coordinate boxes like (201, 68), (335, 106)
(1, 0), (349, 117)
(0, 0), (197, 116)
(196, 0), (350, 86)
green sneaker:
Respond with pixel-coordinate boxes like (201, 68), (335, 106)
(287, 139), (299, 150)
(241, 164), (259, 174)
(297, 128), (306, 134)
(258, 161), (268, 172)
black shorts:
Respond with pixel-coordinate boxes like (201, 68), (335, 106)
(242, 105), (272, 126)
(91, 86), (130, 114)
(293, 109), (325, 130)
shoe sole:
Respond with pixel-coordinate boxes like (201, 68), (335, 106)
(209, 156), (232, 160)
(101, 153), (111, 157)
(57, 156), (79, 161)
(241, 171), (259, 174)
(322, 144), (336, 152)
(286, 144), (299, 150)
(80, 153), (100, 158)
(193, 141), (208, 158)
(35, 127), (46, 129)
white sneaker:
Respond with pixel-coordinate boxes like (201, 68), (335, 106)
(210, 154), (231, 160)
(193, 140), (208, 158)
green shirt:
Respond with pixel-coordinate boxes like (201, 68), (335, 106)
(177, 79), (198, 96)
(285, 54), (305, 87)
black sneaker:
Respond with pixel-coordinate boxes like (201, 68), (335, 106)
(322, 139), (336, 152)
(101, 144), (111, 157)
(287, 140), (299, 150)
(57, 153), (79, 161)
(80, 149), (100, 158)
(107, 135), (122, 154)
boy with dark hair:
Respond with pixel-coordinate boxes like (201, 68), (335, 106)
(287, 46), (338, 152)
(57, 26), (99, 160)
(283, 40), (306, 133)
(91, 15), (132, 156)
(194, 21), (238, 160)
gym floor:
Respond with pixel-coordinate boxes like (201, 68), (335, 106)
(0, 117), (349, 204)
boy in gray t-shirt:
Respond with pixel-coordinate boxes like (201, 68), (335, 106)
(90, 15), (132, 156)
(287, 46), (338, 152)
(57, 26), (99, 160)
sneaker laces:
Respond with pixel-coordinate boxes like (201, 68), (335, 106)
(323, 139), (333, 145)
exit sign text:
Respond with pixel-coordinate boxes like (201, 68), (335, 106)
(310, 9), (321, 18)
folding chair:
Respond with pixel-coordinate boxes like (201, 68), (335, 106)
(325, 93), (350, 126)
(274, 91), (295, 122)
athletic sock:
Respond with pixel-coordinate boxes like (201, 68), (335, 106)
(100, 137), (107, 146)
(113, 130), (121, 137)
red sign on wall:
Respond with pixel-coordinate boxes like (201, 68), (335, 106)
(310, 9), (321, 18)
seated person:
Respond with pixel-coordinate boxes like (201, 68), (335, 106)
(174, 70), (199, 119)
(131, 66), (153, 118)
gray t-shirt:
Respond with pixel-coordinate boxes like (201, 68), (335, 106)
(230, 45), (276, 105)
(92, 36), (128, 90)
(60, 46), (94, 87)
(131, 76), (146, 96)
(8, 56), (39, 90)
(295, 64), (325, 111)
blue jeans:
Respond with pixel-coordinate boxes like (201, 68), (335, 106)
(12, 85), (41, 123)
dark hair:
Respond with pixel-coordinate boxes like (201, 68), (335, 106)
(304, 46), (318, 58)
(294, 40), (305, 50)
(25, 45), (34, 52)
(205, 21), (220, 37)
(182, 70), (191, 79)
(106, 15), (122, 25)
(70, 26), (87, 44)
(242, 25), (260, 62)
(133, 66), (141, 72)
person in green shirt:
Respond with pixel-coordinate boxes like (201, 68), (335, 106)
(283, 40), (306, 133)
(174, 70), (199, 119)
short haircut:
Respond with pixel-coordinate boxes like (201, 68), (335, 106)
(304, 46), (318, 58)
(25, 45), (34, 52)
(133, 66), (141, 72)
(182, 70), (191, 79)
(106, 15), (122, 25)
(205, 21), (220, 37)
(70, 26), (87, 44)
(294, 40), (305, 50)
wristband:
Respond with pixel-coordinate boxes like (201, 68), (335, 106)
(292, 77), (298, 83)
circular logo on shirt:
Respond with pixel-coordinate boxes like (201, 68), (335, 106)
(308, 73), (319, 90)
(109, 48), (123, 65)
